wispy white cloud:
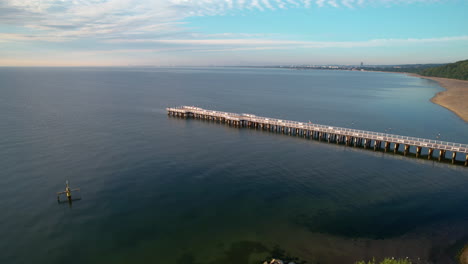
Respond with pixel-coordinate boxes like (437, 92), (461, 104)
(249, 0), (264, 10)
(0, 0), (445, 43)
(0, 33), (71, 42)
(0, 0), (461, 66)
(316, 0), (326, 7)
(328, 0), (339, 7)
(105, 35), (468, 48)
(77, 45), (292, 55)
(286, 0), (300, 7)
(261, 0), (275, 10)
(274, 0), (287, 9)
(342, 0), (354, 8)
(302, 0), (313, 8)
(45, 35), (466, 60)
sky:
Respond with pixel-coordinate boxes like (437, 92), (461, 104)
(0, 0), (467, 66)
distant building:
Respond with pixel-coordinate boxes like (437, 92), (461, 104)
(360, 62), (364, 67)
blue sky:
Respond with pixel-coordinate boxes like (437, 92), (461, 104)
(0, 0), (467, 66)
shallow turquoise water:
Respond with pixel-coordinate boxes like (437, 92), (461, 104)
(0, 67), (467, 264)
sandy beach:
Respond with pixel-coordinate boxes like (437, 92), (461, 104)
(406, 74), (468, 123)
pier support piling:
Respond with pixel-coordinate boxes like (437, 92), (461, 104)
(438, 150), (445, 162)
(416, 147), (422, 158)
(394, 143), (400, 154)
(404, 145), (410, 156)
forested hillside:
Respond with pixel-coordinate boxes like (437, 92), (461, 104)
(419, 59), (468, 80)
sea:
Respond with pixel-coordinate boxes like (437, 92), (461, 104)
(0, 67), (467, 264)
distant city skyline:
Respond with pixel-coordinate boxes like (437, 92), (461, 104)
(1, 0), (467, 66)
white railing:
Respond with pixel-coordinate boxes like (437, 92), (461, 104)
(167, 106), (468, 153)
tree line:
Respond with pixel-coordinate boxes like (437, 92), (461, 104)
(419, 59), (468, 80)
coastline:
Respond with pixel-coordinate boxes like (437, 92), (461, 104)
(282, 67), (468, 124)
(405, 73), (468, 123)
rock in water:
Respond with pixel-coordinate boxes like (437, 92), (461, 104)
(269, 259), (284, 264)
(460, 245), (468, 264)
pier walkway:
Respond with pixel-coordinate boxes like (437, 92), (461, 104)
(167, 106), (468, 166)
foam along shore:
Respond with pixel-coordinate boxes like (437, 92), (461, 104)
(409, 74), (468, 123)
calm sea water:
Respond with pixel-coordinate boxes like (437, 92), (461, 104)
(0, 67), (467, 264)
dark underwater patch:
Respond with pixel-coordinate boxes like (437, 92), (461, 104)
(293, 190), (468, 239)
(176, 241), (308, 264)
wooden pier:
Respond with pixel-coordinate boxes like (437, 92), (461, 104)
(167, 106), (468, 166)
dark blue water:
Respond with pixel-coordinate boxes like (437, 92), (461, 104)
(0, 67), (467, 264)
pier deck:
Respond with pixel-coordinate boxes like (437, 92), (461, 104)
(167, 106), (468, 166)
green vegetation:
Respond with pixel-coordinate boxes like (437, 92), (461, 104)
(419, 59), (468, 80)
(360, 59), (468, 80)
(361, 64), (441, 74)
(355, 258), (412, 264)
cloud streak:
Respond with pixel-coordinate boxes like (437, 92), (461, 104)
(0, 0), (445, 42)
(103, 35), (468, 48)
(0, 0), (463, 66)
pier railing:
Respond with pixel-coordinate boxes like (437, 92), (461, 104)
(167, 106), (468, 156)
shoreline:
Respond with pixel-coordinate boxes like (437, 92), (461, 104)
(291, 68), (468, 124)
(404, 73), (468, 123)
(277, 67), (468, 124)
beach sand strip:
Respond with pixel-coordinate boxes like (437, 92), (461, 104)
(408, 74), (468, 123)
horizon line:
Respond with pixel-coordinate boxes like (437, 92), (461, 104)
(0, 61), (462, 68)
